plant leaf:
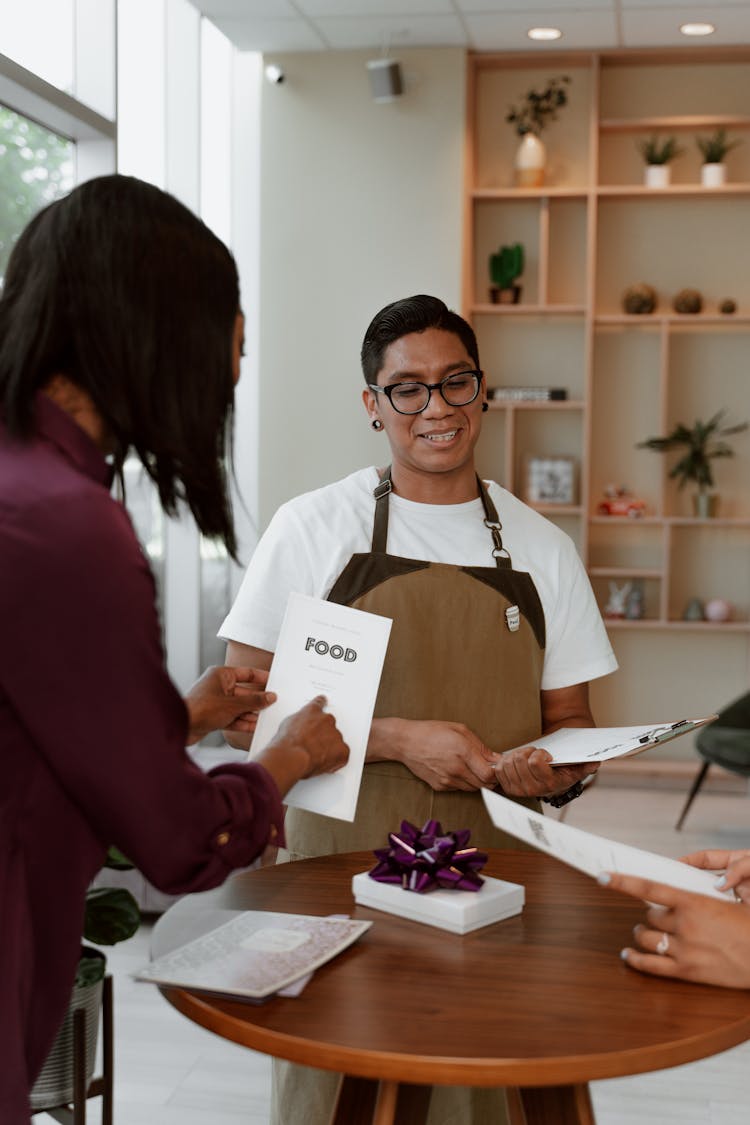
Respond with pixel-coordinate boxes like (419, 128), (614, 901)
(84, 887), (140, 946)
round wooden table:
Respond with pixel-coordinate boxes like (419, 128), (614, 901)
(152, 850), (750, 1125)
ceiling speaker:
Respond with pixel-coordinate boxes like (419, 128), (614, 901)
(366, 58), (403, 103)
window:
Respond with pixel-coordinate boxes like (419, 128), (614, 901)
(0, 104), (74, 280)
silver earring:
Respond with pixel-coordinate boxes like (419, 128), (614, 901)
(371, 419), (383, 431)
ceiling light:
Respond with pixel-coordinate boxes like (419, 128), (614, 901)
(528, 27), (562, 42)
(679, 22), (715, 37)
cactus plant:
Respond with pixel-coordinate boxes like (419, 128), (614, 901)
(489, 242), (525, 303)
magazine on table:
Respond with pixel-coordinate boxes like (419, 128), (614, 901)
(137, 911), (371, 1002)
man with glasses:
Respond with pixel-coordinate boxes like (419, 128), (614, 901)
(220, 294), (616, 1123)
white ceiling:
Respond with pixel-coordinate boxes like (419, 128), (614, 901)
(186, 1), (750, 53)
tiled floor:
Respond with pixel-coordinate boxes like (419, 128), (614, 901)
(36, 782), (750, 1125)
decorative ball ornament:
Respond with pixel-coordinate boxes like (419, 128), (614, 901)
(704, 598), (732, 622)
(673, 288), (703, 314)
(719, 298), (737, 314)
(622, 283), (657, 315)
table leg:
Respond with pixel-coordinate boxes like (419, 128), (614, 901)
(331, 1077), (431, 1125)
(517, 1083), (596, 1125)
(330, 1075), (378, 1124)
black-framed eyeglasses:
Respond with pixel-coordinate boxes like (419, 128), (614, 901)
(367, 370), (483, 415)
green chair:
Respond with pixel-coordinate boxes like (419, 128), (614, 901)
(675, 691), (750, 830)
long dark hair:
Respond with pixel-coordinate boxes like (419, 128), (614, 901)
(361, 294), (480, 383)
(0, 174), (240, 556)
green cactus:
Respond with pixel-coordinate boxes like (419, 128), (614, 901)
(489, 242), (525, 289)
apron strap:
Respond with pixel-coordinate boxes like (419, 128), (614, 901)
(372, 466), (392, 553)
(477, 476), (512, 568)
(373, 466), (511, 568)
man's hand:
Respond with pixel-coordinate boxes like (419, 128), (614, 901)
(601, 871), (750, 989)
(489, 745), (598, 798)
(185, 666), (275, 746)
(370, 718), (495, 791)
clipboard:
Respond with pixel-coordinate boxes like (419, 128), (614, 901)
(518, 715), (718, 766)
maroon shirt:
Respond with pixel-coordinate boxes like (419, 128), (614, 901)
(0, 396), (283, 1122)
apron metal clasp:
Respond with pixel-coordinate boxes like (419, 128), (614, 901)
(505, 605), (520, 633)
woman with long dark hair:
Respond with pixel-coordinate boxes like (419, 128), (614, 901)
(0, 174), (348, 1123)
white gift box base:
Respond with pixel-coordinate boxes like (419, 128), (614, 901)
(352, 871), (524, 934)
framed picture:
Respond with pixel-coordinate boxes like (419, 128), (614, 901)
(524, 456), (578, 506)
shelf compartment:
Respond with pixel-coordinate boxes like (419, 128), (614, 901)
(599, 114), (750, 133)
(487, 399), (585, 412)
(473, 304), (586, 316)
(596, 314), (750, 326)
(668, 524), (750, 624)
(595, 196), (750, 318)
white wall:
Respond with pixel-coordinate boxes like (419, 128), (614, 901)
(254, 47), (466, 527)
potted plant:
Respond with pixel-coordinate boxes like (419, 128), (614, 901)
(637, 135), (683, 188)
(505, 75), (570, 187)
(489, 242), (524, 304)
(637, 410), (748, 518)
(696, 128), (741, 187)
(30, 847), (140, 1113)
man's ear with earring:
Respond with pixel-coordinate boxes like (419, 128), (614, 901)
(482, 402), (489, 413)
(371, 418), (384, 431)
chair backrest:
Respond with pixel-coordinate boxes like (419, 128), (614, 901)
(696, 691), (750, 774)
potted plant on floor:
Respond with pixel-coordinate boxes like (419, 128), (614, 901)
(489, 242), (525, 304)
(30, 847), (141, 1113)
(637, 135), (683, 188)
(637, 411), (748, 518)
(696, 128), (741, 187)
(506, 75), (570, 187)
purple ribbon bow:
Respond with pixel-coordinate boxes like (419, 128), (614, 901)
(368, 819), (487, 894)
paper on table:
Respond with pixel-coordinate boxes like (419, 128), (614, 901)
(510, 716), (715, 766)
(482, 789), (732, 901)
(250, 592), (392, 821)
(137, 910), (371, 1002)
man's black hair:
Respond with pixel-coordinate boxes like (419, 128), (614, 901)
(360, 294), (480, 383)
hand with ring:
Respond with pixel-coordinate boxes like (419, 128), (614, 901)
(598, 871), (750, 989)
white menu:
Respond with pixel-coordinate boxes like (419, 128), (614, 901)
(482, 789), (732, 901)
(250, 593), (392, 821)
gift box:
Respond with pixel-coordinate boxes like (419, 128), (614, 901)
(352, 871), (524, 935)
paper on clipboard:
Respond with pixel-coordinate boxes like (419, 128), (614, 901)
(482, 789), (732, 901)
(249, 593), (392, 822)
(512, 716), (716, 766)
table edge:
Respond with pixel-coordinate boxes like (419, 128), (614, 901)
(159, 984), (750, 1087)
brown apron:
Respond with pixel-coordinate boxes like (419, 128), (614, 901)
(272, 470), (547, 1125)
(284, 467), (545, 860)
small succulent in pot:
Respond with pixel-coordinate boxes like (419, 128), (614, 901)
(719, 298), (737, 315)
(637, 135), (683, 165)
(696, 129), (741, 164)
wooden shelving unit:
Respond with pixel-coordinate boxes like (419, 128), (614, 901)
(464, 47), (750, 740)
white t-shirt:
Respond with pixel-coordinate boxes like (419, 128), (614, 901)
(219, 467), (618, 692)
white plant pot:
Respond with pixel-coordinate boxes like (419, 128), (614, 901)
(515, 133), (546, 188)
(701, 162), (726, 187)
(644, 164), (670, 188)
(29, 972), (102, 1110)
